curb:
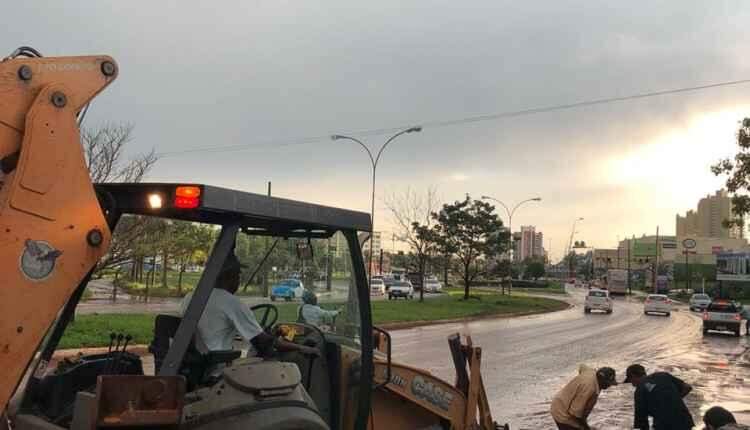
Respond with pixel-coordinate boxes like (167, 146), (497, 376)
(378, 299), (573, 331)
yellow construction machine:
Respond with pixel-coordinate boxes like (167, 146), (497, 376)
(0, 47), (507, 430)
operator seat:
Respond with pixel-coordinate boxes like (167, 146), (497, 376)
(149, 314), (240, 390)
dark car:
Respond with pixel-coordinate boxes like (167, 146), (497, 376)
(382, 275), (396, 291)
(407, 272), (423, 290)
(703, 300), (743, 336)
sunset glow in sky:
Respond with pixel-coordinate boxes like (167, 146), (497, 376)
(5, 1), (750, 261)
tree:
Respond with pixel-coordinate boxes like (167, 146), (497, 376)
(429, 195), (508, 300)
(170, 222), (215, 294)
(384, 187), (440, 302)
(83, 123), (157, 183)
(85, 123), (159, 275)
(712, 118), (750, 230)
(524, 260), (545, 280)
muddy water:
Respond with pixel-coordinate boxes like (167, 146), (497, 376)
(389, 289), (750, 429)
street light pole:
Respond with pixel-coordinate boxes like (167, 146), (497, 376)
(480, 196), (542, 262)
(566, 217), (585, 257)
(332, 126), (422, 285)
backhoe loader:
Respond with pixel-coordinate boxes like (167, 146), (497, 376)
(0, 47), (506, 430)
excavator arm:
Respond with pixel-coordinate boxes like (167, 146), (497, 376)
(0, 49), (118, 410)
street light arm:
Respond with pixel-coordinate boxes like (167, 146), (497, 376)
(332, 134), (375, 168)
(481, 196), (512, 221)
(509, 197), (541, 218)
(374, 127), (421, 167)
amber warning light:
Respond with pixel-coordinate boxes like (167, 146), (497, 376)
(174, 186), (201, 209)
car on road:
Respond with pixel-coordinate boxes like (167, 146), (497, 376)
(370, 278), (386, 295)
(703, 299), (744, 336)
(388, 280), (414, 300)
(689, 293), (712, 311)
(423, 277), (442, 293)
(643, 294), (672, 316)
(584, 289), (612, 314)
(270, 278), (306, 301)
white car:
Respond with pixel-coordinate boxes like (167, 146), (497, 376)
(584, 289), (612, 314)
(370, 278), (386, 295)
(644, 294), (672, 316)
(388, 281), (414, 300)
(689, 293), (711, 312)
(423, 277), (442, 293)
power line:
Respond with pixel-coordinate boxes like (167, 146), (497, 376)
(158, 77), (750, 158)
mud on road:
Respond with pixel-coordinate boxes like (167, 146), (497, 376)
(389, 288), (750, 429)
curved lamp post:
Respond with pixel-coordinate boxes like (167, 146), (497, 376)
(332, 126), (422, 283)
(480, 195), (542, 262)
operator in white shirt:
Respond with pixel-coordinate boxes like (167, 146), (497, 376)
(180, 252), (318, 357)
(298, 290), (340, 329)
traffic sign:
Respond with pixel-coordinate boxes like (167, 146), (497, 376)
(682, 238), (697, 249)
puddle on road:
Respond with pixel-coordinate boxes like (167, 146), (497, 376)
(512, 313), (750, 429)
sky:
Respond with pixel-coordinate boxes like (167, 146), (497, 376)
(4, 1), (750, 262)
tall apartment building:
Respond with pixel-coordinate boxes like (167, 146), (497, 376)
(676, 190), (742, 239)
(361, 231), (382, 256)
(514, 226), (544, 262)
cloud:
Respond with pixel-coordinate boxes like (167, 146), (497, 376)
(3, 1), (750, 263)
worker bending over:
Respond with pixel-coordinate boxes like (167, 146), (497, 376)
(550, 365), (618, 430)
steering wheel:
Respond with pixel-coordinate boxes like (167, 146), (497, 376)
(250, 304), (279, 332)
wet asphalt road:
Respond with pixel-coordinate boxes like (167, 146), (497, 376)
(390, 287), (750, 429)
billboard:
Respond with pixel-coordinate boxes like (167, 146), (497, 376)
(633, 242), (658, 257)
(716, 252), (750, 281)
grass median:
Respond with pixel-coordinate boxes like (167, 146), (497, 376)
(59, 293), (567, 349)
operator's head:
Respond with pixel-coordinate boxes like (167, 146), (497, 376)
(623, 364), (647, 387)
(703, 406), (737, 430)
(302, 289), (318, 305)
(216, 253), (243, 294)
(596, 367), (618, 390)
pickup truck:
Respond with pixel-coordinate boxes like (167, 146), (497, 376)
(703, 300), (743, 336)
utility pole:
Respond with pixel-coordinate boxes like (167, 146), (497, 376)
(654, 226), (659, 293)
(326, 238), (332, 291)
(379, 248), (384, 276)
(627, 237), (631, 295)
(683, 249), (690, 289)
(262, 181), (271, 297)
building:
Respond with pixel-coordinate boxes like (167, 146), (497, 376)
(534, 232), (544, 258)
(361, 231), (382, 257)
(593, 248), (628, 271)
(676, 190), (742, 239)
(514, 226), (545, 262)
